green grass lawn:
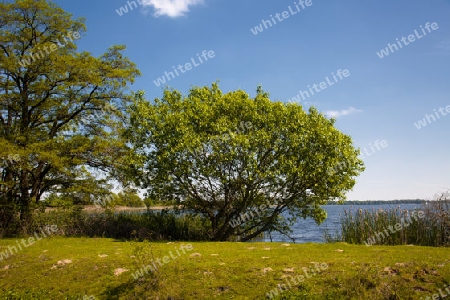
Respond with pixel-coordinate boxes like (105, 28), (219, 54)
(0, 237), (449, 299)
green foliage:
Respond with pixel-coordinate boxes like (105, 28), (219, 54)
(0, 0), (140, 223)
(42, 193), (77, 208)
(143, 197), (176, 208)
(126, 83), (364, 241)
(115, 189), (145, 207)
(2, 208), (211, 240)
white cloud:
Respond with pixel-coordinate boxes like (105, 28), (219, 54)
(142, 0), (204, 18)
(324, 106), (362, 118)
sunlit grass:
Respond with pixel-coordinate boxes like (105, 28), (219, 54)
(0, 238), (449, 299)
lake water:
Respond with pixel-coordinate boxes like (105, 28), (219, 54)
(259, 204), (423, 243)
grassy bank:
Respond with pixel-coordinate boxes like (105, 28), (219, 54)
(0, 238), (449, 299)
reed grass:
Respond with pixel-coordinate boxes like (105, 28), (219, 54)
(327, 192), (450, 247)
(1, 207), (212, 241)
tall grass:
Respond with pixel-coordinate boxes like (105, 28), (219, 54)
(327, 192), (450, 247)
(1, 207), (212, 241)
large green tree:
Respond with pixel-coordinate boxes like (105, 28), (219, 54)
(127, 83), (364, 241)
(0, 0), (140, 224)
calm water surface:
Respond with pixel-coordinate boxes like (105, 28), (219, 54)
(259, 204), (423, 243)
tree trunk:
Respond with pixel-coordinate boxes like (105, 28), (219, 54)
(19, 172), (32, 225)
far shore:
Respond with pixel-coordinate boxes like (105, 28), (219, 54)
(44, 205), (174, 213)
(42, 200), (433, 213)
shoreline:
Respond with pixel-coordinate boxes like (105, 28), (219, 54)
(44, 205), (173, 213)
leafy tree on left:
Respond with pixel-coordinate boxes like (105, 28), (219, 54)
(0, 0), (140, 225)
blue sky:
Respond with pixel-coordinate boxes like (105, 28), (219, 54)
(52, 0), (450, 200)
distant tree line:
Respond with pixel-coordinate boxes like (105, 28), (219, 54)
(327, 199), (428, 205)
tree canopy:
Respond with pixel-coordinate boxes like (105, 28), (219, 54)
(126, 83), (364, 241)
(1, 1), (364, 241)
(0, 0), (140, 222)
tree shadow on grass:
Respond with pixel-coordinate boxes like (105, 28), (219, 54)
(101, 280), (137, 300)
(101, 278), (164, 300)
